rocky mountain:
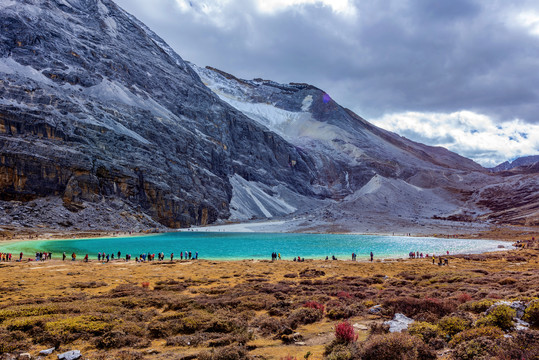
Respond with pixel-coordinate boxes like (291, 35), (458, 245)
(490, 155), (539, 172)
(191, 65), (539, 228)
(0, 0), (318, 230)
(0, 0), (536, 232)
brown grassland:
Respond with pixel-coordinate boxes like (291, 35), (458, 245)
(0, 232), (538, 360)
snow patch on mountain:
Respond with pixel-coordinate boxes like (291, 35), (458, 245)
(229, 174), (298, 220)
(301, 95), (313, 111)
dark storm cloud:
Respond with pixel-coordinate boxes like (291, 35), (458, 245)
(112, 0), (539, 125)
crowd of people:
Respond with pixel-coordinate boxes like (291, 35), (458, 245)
(0, 250), (200, 263)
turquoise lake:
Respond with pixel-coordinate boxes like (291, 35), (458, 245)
(0, 232), (511, 260)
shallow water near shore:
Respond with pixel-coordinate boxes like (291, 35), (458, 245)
(0, 232), (511, 260)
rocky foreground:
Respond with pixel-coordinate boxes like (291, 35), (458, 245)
(0, 236), (537, 360)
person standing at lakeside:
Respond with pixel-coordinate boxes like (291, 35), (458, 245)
(370, 252), (373, 262)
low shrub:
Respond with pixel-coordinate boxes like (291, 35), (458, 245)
(407, 321), (440, 343)
(498, 277), (517, 285)
(326, 306), (356, 320)
(460, 299), (495, 313)
(0, 329), (31, 354)
(197, 344), (249, 360)
(494, 329), (539, 359)
(45, 315), (115, 337)
(368, 322), (389, 335)
(475, 304), (515, 330)
(303, 301), (325, 312)
(94, 330), (149, 349)
(114, 350), (144, 360)
(359, 333), (436, 360)
(335, 321), (357, 344)
(71, 281), (108, 289)
(452, 337), (500, 360)
(383, 297), (457, 320)
(457, 293), (472, 304)
(326, 343), (354, 360)
(288, 307), (323, 328)
(448, 326), (504, 347)
(250, 315), (286, 335)
(523, 300), (539, 326)
(437, 316), (470, 338)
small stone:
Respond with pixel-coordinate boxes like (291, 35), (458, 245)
(353, 323), (369, 331)
(19, 353), (31, 360)
(145, 349), (159, 354)
(39, 348), (55, 355)
(368, 305), (382, 314)
(57, 350), (81, 360)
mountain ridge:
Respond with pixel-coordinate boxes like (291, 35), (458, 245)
(0, 0), (537, 231)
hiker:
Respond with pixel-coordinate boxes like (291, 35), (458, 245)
(432, 255), (435, 264)
(84, 254), (88, 262)
(71, 252), (76, 261)
(278, 253), (281, 260)
(195, 251), (198, 260)
(63, 252), (66, 261)
(370, 251), (374, 262)
(171, 253), (174, 261)
(444, 258), (449, 266)
(180, 252), (183, 260)
(118, 251), (121, 258)
(19, 252), (23, 261)
(98, 253), (101, 261)
(438, 257), (443, 266)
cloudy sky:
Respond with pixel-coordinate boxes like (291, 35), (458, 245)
(114, 0), (539, 167)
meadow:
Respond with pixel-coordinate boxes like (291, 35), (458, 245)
(0, 238), (538, 359)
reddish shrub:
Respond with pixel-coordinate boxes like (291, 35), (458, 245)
(383, 297), (457, 319)
(335, 320), (357, 344)
(303, 301), (325, 312)
(337, 291), (352, 299)
(457, 293), (472, 304)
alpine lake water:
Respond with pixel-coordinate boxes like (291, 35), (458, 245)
(0, 232), (511, 260)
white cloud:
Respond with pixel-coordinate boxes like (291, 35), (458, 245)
(517, 11), (539, 36)
(255, 0), (356, 16)
(372, 111), (539, 167)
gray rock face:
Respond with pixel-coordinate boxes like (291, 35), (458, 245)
(0, 0), (317, 228)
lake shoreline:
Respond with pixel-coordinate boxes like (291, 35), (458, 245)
(0, 231), (516, 262)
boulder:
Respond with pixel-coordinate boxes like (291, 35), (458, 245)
(39, 348), (55, 356)
(368, 305), (382, 314)
(384, 313), (414, 333)
(57, 350), (81, 360)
